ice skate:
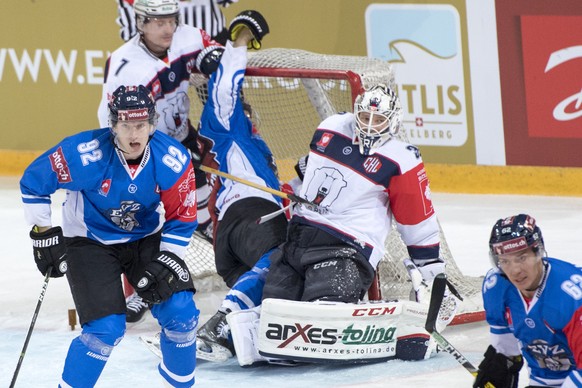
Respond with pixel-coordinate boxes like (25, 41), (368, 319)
(196, 311), (235, 362)
(125, 292), (150, 324)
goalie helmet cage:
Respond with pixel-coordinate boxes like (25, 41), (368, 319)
(185, 48), (485, 324)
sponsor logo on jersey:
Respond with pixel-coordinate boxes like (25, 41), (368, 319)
(316, 132), (334, 150)
(363, 157), (382, 173)
(49, 147), (72, 183)
(99, 179), (112, 197)
(177, 168), (197, 219)
(151, 79), (162, 99)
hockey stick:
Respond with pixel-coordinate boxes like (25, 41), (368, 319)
(10, 267), (52, 388)
(425, 273), (479, 377)
(256, 202), (293, 224)
(197, 164), (313, 205)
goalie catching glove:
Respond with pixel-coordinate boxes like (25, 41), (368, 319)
(136, 251), (194, 304)
(30, 226), (67, 278)
(229, 10), (269, 49)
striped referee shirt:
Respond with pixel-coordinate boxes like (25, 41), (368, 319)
(116, 0), (237, 43)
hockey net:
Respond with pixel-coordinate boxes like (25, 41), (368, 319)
(185, 48), (485, 324)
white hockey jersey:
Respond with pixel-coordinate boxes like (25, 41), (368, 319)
(294, 113), (440, 268)
(97, 25), (217, 142)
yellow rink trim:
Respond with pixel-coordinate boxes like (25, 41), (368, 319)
(425, 163), (582, 197)
(2, 149), (581, 197)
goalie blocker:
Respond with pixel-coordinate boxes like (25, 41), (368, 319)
(228, 298), (438, 366)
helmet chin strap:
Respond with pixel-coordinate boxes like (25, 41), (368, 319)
(524, 259), (548, 293)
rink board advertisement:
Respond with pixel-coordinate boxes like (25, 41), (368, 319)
(364, 1), (476, 164)
(258, 299), (431, 362)
(495, 0), (582, 167)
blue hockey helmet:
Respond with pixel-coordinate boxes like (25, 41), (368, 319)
(108, 85), (157, 128)
(489, 214), (545, 269)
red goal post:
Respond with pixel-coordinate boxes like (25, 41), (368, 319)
(186, 48), (485, 324)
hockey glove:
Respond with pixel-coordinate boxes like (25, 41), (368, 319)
(30, 226), (67, 278)
(294, 155), (309, 182)
(229, 10), (269, 49)
(136, 251), (194, 304)
(196, 45), (225, 76)
(181, 126), (203, 168)
(473, 345), (523, 388)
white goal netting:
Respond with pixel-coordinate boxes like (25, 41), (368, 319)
(185, 48), (484, 323)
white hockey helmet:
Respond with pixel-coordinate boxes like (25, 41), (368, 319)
(353, 84), (402, 155)
(134, 0), (179, 18)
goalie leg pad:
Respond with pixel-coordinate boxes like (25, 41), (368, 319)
(226, 307), (267, 367)
(395, 324), (437, 361)
(258, 298), (406, 363)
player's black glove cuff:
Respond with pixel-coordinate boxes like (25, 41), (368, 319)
(473, 345), (523, 388)
(294, 155), (309, 181)
(136, 251), (194, 304)
(181, 126), (203, 168)
(229, 10), (269, 49)
(30, 226), (67, 278)
(196, 45), (225, 76)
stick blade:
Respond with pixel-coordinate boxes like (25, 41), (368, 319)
(425, 273), (447, 333)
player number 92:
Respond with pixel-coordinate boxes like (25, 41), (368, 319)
(162, 146), (188, 173)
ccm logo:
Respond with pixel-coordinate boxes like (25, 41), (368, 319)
(352, 306), (397, 317)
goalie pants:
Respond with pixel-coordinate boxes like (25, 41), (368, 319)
(214, 197), (288, 287)
(263, 221), (375, 303)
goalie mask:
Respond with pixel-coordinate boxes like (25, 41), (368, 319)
(108, 85), (157, 129)
(353, 84), (402, 155)
(489, 214), (545, 270)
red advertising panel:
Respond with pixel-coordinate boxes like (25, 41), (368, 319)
(495, 0), (582, 167)
(522, 16), (582, 139)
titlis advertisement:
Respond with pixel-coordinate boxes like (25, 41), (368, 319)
(257, 299), (423, 362)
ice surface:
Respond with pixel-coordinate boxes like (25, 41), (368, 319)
(1, 176), (581, 387)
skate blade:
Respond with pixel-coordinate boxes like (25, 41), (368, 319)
(196, 339), (233, 362)
(140, 334), (162, 359)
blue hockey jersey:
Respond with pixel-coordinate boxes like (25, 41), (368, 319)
(20, 128), (198, 258)
(483, 258), (582, 387)
(197, 41), (281, 220)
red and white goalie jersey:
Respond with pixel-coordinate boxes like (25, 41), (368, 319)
(293, 112), (440, 269)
